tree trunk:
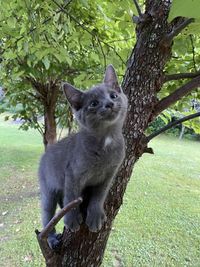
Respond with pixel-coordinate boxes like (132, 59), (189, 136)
(42, 84), (59, 149)
(39, 1), (174, 266)
(43, 105), (57, 149)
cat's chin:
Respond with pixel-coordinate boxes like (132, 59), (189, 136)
(98, 110), (119, 122)
(101, 114), (121, 127)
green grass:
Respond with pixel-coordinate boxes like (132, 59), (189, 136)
(103, 137), (200, 267)
(0, 115), (200, 267)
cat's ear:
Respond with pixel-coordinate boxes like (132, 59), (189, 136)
(103, 65), (121, 92)
(63, 82), (84, 110)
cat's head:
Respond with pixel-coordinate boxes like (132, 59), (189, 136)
(63, 65), (128, 133)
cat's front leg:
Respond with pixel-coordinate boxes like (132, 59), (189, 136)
(86, 200), (107, 232)
(63, 184), (83, 232)
(86, 175), (114, 232)
(64, 205), (83, 232)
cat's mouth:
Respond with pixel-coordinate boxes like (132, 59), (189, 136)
(98, 108), (119, 121)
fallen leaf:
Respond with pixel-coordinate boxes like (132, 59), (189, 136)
(23, 254), (33, 262)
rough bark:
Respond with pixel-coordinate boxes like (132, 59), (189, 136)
(43, 105), (57, 148)
(38, 1), (184, 266)
(42, 84), (59, 149)
(28, 78), (60, 149)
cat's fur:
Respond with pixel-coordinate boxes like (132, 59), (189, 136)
(39, 65), (128, 249)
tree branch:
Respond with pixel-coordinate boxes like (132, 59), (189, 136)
(133, 0), (142, 17)
(37, 197), (83, 240)
(106, 37), (134, 44)
(147, 112), (200, 141)
(23, 116), (44, 137)
(159, 18), (194, 49)
(96, 37), (107, 71)
(35, 122), (44, 137)
(166, 17), (194, 41)
(164, 70), (200, 82)
(154, 75), (200, 116)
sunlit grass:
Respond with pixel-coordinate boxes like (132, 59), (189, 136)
(103, 136), (200, 267)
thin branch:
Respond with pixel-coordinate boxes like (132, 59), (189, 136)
(160, 18), (194, 49)
(51, 0), (126, 65)
(147, 112), (200, 141)
(25, 77), (47, 101)
(96, 37), (107, 71)
(164, 70), (200, 83)
(102, 43), (125, 65)
(38, 197), (83, 240)
(52, 0), (92, 36)
(189, 34), (197, 72)
(25, 117), (44, 136)
(35, 123), (44, 137)
(154, 75), (200, 116)
(166, 18), (194, 41)
(133, 0), (142, 17)
(106, 37), (134, 44)
(31, 117), (45, 137)
(144, 147), (154, 154)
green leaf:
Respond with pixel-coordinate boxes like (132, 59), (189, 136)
(42, 57), (50, 70)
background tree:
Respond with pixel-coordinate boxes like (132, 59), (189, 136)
(0, 0), (133, 148)
(1, 0), (200, 266)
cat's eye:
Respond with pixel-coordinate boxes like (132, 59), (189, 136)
(89, 100), (99, 108)
(110, 92), (118, 99)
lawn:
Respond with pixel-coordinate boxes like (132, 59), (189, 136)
(0, 115), (200, 267)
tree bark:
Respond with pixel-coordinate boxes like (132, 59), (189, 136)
(42, 84), (59, 149)
(28, 79), (60, 149)
(38, 1), (183, 266)
(43, 105), (57, 148)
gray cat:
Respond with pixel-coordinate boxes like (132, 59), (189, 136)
(39, 65), (128, 249)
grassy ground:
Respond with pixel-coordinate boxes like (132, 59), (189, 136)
(0, 115), (200, 267)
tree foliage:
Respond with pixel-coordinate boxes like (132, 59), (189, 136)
(159, 1), (200, 133)
(0, 0), (134, 145)
(1, 0), (200, 139)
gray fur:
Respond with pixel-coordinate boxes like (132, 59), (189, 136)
(39, 65), (128, 249)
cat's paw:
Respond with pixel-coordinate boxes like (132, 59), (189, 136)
(86, 209), (107, 232)
(64, 210), (83, 232)
(47, 233), (62, 251)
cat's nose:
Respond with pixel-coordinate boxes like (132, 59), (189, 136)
(105, 101), (114, 109)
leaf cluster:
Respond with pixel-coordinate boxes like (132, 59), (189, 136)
(0, 0), (135, 133)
